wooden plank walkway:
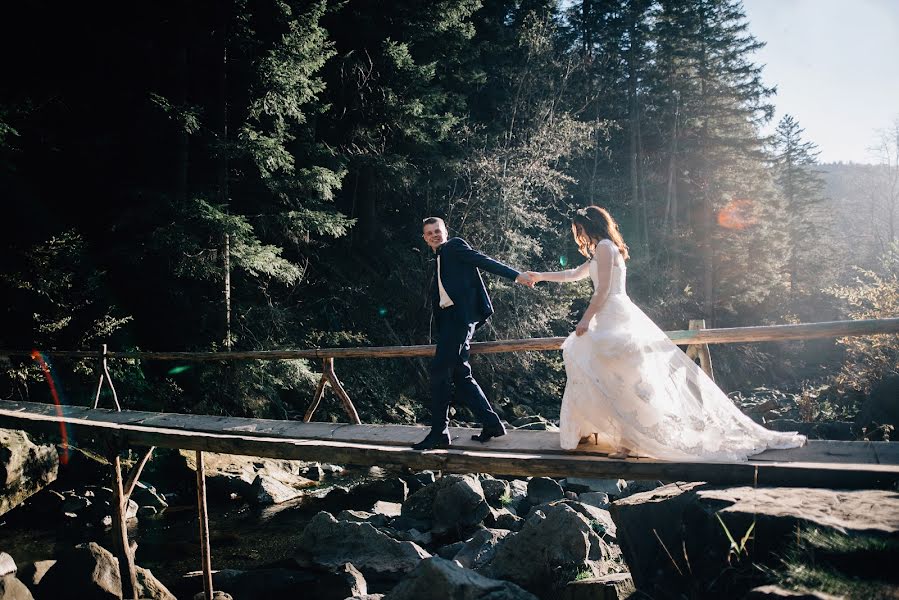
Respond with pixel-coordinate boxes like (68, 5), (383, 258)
(1, 399), (897, 490)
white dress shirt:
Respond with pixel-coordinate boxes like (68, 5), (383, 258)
(436, 255), (455, 308)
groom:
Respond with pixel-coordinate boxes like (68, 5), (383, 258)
(413, 217), (533, 450)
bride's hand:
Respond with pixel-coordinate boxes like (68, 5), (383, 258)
(524, 271), (542, 283)
(575, 318), (589, 336)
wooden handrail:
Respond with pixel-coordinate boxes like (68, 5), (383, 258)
(2, 317), (897, 361)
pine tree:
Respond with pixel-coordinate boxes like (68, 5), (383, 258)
(771, 114), (828, 299)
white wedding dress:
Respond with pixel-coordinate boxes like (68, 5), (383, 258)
(557, 239), (806, 461)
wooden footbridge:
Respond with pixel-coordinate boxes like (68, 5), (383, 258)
(1, 317), (898, 600)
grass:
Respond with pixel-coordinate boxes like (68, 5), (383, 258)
(770, 528), (899, 599)
(499, 491), (513, 507)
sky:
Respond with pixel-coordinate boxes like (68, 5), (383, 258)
(742, 0), (899, 164)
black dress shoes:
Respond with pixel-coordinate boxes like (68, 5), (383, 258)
(471, 426), (506, 443)
(412, 433), (451, 450)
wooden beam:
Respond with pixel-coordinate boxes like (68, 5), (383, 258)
(195, 451), (213, 600)
(110, 454), (138, 599)
(1, 400), (896, 490)
(2, 318), (897, 361)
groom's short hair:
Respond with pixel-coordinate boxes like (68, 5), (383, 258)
(422, 216), (446, 230)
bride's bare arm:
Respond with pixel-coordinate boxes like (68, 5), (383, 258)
(575, 242), (615, 335)
(526, 260), (590, 283)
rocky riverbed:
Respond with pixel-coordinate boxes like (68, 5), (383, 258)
(2, 428), (898, 599)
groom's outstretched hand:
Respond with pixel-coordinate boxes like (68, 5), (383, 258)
(515, 272), (535, 287)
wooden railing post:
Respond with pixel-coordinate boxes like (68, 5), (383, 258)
(303, 357), (362, 424)
(686, 319), (715, 381)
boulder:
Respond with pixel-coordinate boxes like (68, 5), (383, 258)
(578, 492), (610, 510)
(480, 478), (510, 509)
(402, 471), (436, 496)
(0, 554), (15, 578)
(130, 481), (168, 511)
(384, 557), (538, 600)
(453, 528), (510, 570)
(15, 560), (55, 590)
(297, 511), (430, 581)
(479, 503), (618, 597)
(0, 575), (33, 600)
(561, 572), (635, 600)
(352, 478), (409, 504)
(371, 501), (402, 518)
(0, 430), (58, 516)
(528, 500), (616, 543)
(401, 475), (490, 538)
(250, 474), (302, 505)
(563, 478), (627, 497)
(487, 510), (523, 532)
(526, 477), (564, 505)
(337, 510), (390, 528)
(35, 541), (121, 600)
(192, 592), (233, 600)
(35, 542), (174, 600)
(610, 483), (899, 598)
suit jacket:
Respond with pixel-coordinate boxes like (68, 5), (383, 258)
(431, 237), (520, 326)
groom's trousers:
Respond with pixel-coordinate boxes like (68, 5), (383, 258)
(429, 307), (504, 437)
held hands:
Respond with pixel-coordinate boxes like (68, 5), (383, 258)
(515, 272), (536, 287)
(523, 271), (542, 284)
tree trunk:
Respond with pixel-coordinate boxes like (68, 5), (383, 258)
(217, 1), (231, 350)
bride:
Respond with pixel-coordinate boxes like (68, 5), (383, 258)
(525, 206), (806, 461)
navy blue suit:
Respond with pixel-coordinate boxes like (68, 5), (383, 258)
(428, 237), (519, 437)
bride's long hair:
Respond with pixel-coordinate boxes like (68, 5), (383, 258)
(571, 206), (630, 260)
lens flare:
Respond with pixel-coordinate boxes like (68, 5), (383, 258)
(30, 350), (71, 465)
(378, 307), (387, 317)
(167, 365), (191, 375)
(559, 256), (569, 267)
(717, 199), (757, 230)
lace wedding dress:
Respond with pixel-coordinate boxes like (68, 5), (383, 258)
(557, 239), (806, 461)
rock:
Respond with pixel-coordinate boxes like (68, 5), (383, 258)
(401, 474), (490, 538)
(436, 541), (465, 559)
(480, 503), (618, 597)
(301, 464), (325, 481)
(136, 566), (177, 600)
(453, 528), (510, 569)
(743, 585), (843, 600)
(337, 510), (390, 528)
(297, 511), (430, 581)
(0, 575), (33, 600)
(353, 478), (409, 504)
(403, 471), (437, 496)
(614, 479), (663, 500)
(0, 554), (15, 577)
(578, 492), (610, 510)
(488, 510), (523, 532)
(527, 477), (564, 505)
(384, 557), (538, 600)
(35, 541), (121, 599)
(251, 474), (302, 505)
(181, 452), (315, 502)
(0, 430), (59, 516)
(137, 506), (158, 518)
(536, 500), (615, 541)
(34, 542), (174, 600)
(611, 483), (899, 598)
(205, 564), (365, 600)
(371, 501), (402, 518)
(561, 572), (635, 600)
(15, 560), (55, 590)
(564, 478), (627, 497)
(481, 478), (511, 509)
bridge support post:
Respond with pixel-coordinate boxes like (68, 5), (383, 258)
(196, 450), (214, 600)
(686, 319), (715, 381)
(303, 357), (362, 424)
(111, 454), (139, 599)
